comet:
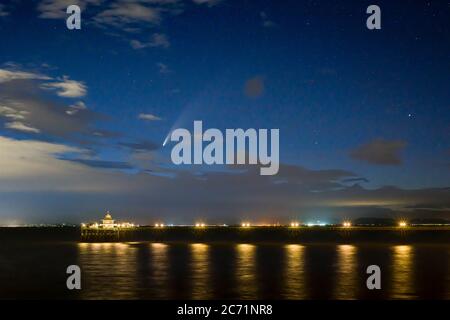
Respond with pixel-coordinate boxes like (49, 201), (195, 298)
(162, 133), (170, 147)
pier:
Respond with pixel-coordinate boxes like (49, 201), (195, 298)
(80, 227), (138, 241)
(80, 225), (450, 243)
(80, 212), (137, 241)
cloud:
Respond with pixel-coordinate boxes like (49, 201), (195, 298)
(138, 113), (162, 121)
(275, 165), (358, 187)
(119, 140), (160, 152)
(66, 101), (87, 115)
(130, 40), (147, 49)
(0, 69), (51, 83)
(37, 0), (102, 19)
(244, 76), (265, 98)
(36, 0), (222, 50)
(0, 135), (449, 223)
(94, 2), (162, 28)
(130, 33), (170, 49)
(0, 4), (9, 17)
(350, 139), (407, 165)
(0, 136), (135, 193)
(4, 121), (41, 133)
(341, 177), (369, 184)
(0, 65), (130, 158)
(0, 67), (86, 99)
(0, 76), (101, 140)
(192, 0), (222, 7)
(0, 136), (78, 179)
(0, 94), (99, 139)
(0, 105), (28, 120)
(41, 76), (87, 97)
(60, 158), (133, 170)
(156, 62), (171, 74)
(260, 11), (276, 28)
(37, 0), (184, 37)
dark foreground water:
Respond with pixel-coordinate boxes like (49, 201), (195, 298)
(0, 241), (449, 299)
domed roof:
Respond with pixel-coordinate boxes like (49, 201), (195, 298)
(104, 212), (113, 220)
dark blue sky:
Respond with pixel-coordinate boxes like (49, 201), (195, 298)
(0, 0), (449, 224)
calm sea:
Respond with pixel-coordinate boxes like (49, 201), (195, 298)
(0, 241), (449, 299)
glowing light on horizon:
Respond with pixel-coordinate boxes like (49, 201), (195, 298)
(241, 222), (251, 228)
(290, 222), (300, 227)
(398, 221), (408, 228)
(306, 221), (326, 227)
(342, 221), (352, 228)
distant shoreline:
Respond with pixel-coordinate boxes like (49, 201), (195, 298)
(0, 226), (449, 244)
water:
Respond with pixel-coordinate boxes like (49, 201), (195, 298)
(0, 241), (449, 299)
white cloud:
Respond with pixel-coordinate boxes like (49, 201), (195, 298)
(0, 137), (76, 179)
(5, 121), (41, 133)
(69, 101), (87, 110)
(0, 105), (28, 120)
(0, 69), (51, 83)
(41, 76), (87, 97)
(0, 136), (128, 192)
(0, 67), (97, 139)
(130, 33), (170, 49)
(138, 113), (162, 121)
(94, 2), (161, 28)
(130, 40), (147, 49)
(0, 67), (87, 99)
(36, 0), (184, 37)
(36, 0), (216, 48)
(66, 101), (87, 115)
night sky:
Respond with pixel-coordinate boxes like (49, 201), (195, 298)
(0, 0), (449, 224)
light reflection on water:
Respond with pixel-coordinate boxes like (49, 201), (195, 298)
(190, 243), (211, 299)
(390, 245), (415, 299)
(149, 243), (169, 299)
(78, 242), (139, 299)
(235, 244), (257, 299)
(283, 244), (307, 299)
(71, 242), (450, 300)
(333, 245), (358, 299)
(448, 250), (450, 300)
